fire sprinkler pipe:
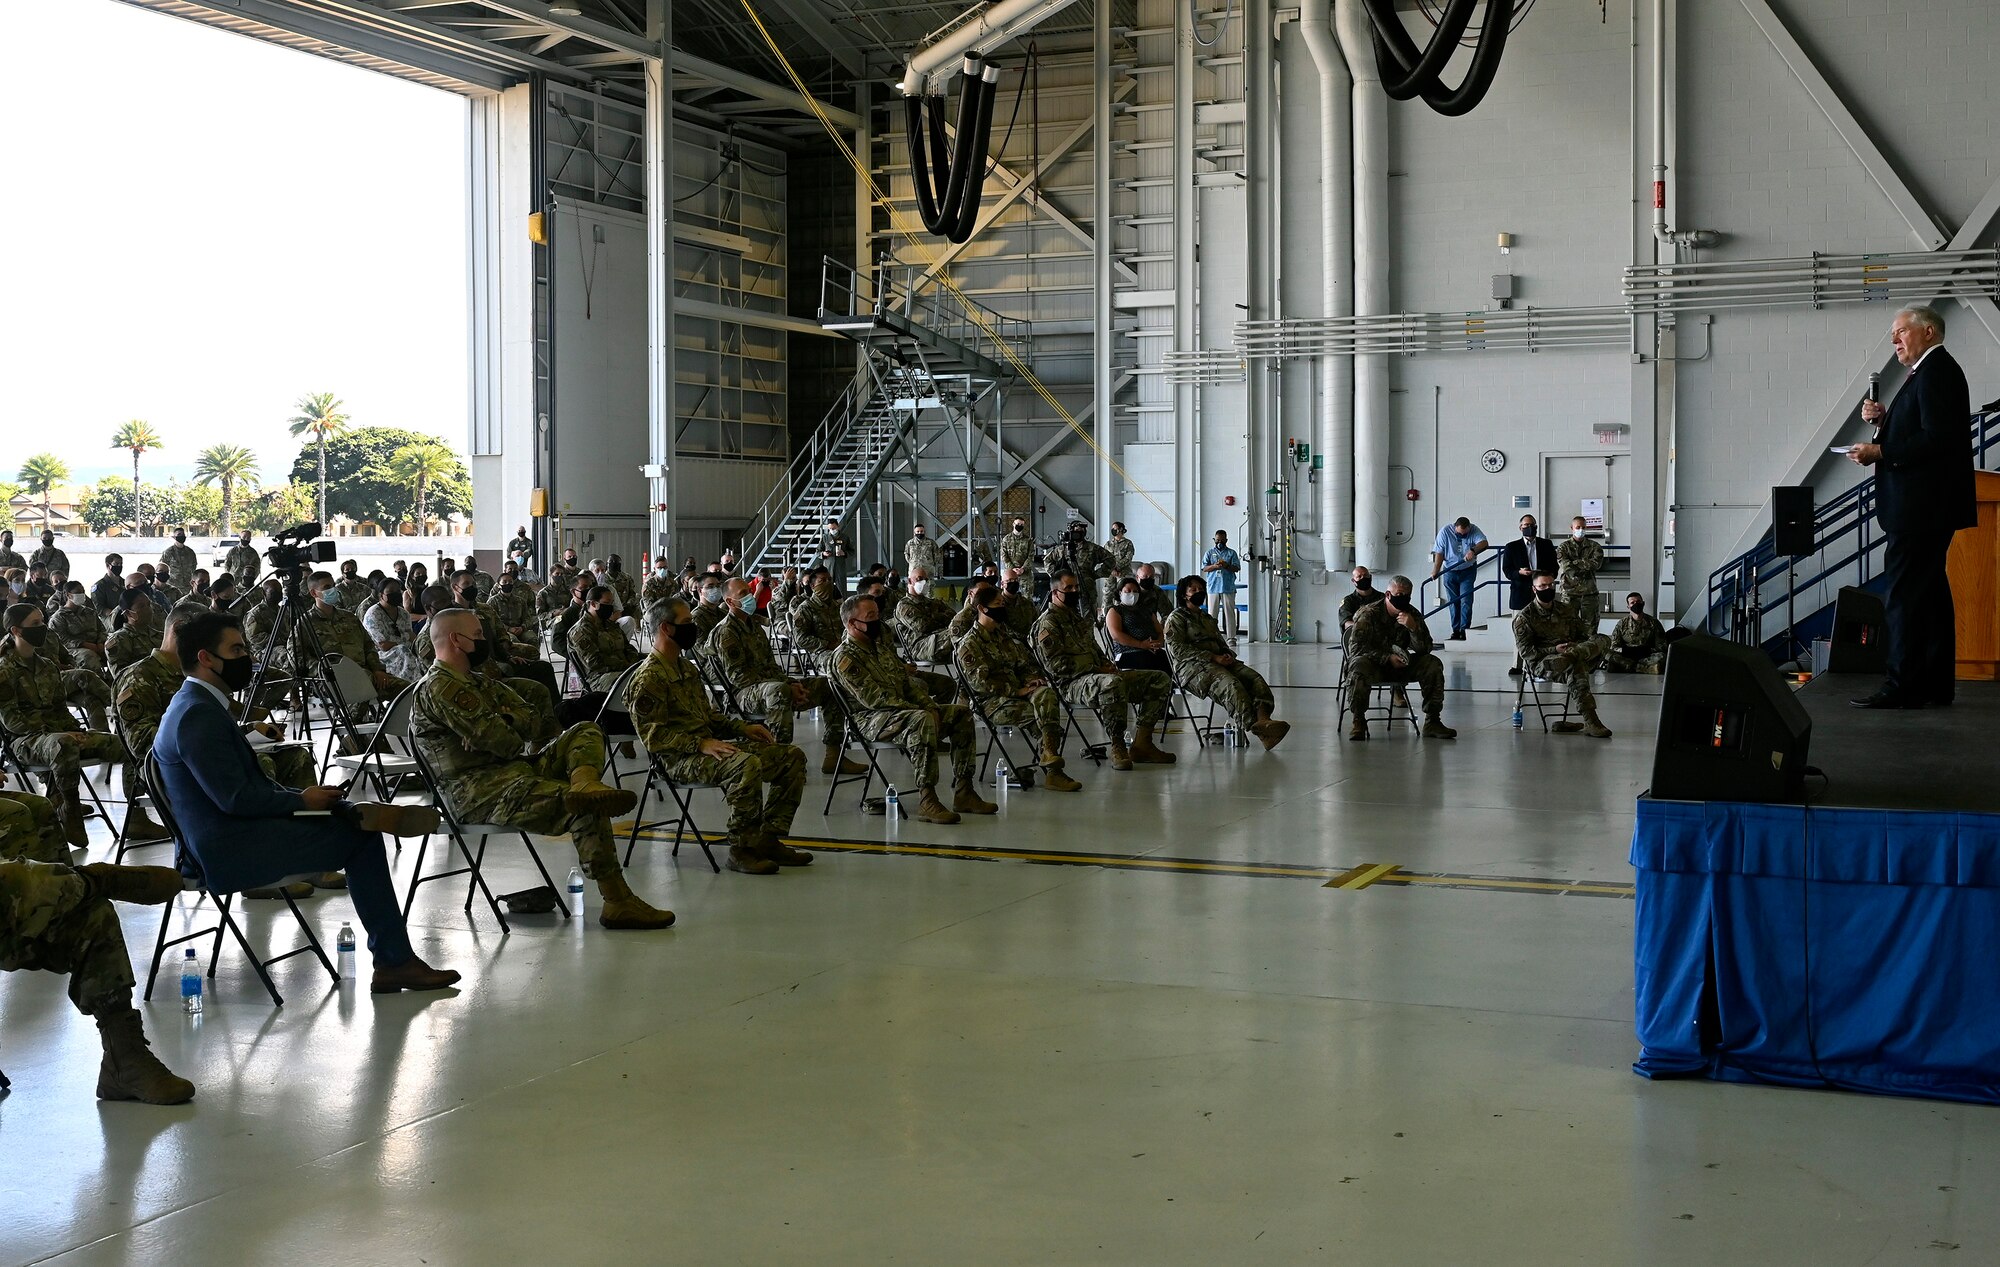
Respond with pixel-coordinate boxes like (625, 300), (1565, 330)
(1299, 1), (1353, 570)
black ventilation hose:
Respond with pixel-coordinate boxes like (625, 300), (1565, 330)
(949, 70), (1001, 242)
(1365, 0), (1477, 100)
(936, 58), (989, 240)
(907, 93), (946, 234)
(1362, 0), (1515, 116)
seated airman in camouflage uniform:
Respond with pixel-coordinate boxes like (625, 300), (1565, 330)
(567, 586), (645, 691)
(1165, 577), (1291, 750)
(771, 566), (802, 617)
(224, 531), (261, 587)
(105, 598), (163, 676)
(411, 611), (674, 930)
(689, 572), (731, 644)
(1032, 570), (1176, 769)
(453, 556), (495, 603)
(299, 572), (407, 698)
(957, 584), (1081, 792)
(545, 549), (581, 601)
(331, 560), (371, 612)
(628, 599), (810, 875)
(858, 577), (954, 705)
(0, 774), (67, 864)
(891, 567), (955, 664)
(1513, 572), (1612, 739)
(1100, 522), (1136, 611)
(832, 594), (995, 825)
(707, 579), (865, 776)
(640, 560), (678, 642)
(0, 856), (195, 1104)
(90, 556), (127, 616)
(0, 530), (25, 574)
(1343, 575), (1455, 741)
(603, 554), (639, 613)
(158, 531), (198, 593)
(492, 565), (536, 638)
(242, 579), (286, 665)
(444, 574), (558, 710)
(24, 609), (114, 732)
(0, 604), (127, 845)
(47, 583), (109, 675)
(1605, 592), (1669, 674)
(789, 570), (845, 670)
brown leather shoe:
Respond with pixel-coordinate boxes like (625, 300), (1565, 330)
(353, 803), (439, 838)
(95, 1008), (194, 1105)
(370, 955), (462, 994)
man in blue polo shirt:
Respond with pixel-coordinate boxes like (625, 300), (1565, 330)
(1201, 530), (1243, 643)
(1429, 516), (1489, 641)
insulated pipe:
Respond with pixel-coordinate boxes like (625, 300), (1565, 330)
(1335, 0), (1390, 569)
(949, 64), (1004, 241)
(1299, 1), (1353, 570)
(901, 0), (1083, 96)
(937, 58), (989, 235)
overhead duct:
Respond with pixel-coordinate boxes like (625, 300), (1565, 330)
(1298, 2), (1354, 570)
(1360, 0), (1516, 117)
(1335, 0), (1391, 569)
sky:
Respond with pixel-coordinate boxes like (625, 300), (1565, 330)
(0, 1), (468, 490)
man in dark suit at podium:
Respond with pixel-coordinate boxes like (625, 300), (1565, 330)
(1847, 304), (1975, 708)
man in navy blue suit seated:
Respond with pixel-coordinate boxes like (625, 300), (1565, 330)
(152, 609), (460, 994)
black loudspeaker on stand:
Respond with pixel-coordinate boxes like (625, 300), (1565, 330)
(1771, 485), (1816, 664)
(1649, 633), (1813, 805)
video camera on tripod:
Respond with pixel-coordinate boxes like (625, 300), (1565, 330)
(263, 521), (338, 587)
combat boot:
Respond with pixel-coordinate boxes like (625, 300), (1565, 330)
(595, 871), (680, 925)
(1107, 732), (1133, 772)
(1042, 766), (1083, 792)
(726, 842), (779, 875)
(1422, 717), (1458, 740)
(952, 779), (998, 815)
(1038, 732), (1066, 771)
(55, 788), (89, 847)
(1253, 719), (1293, 750)
(759, 834), (815, 867)
(1580, 713), (1613, 739)
(821, 746), (867, 776)
(564, 767), (638, 817)
(1347, 716), (1368, 742)
(1550, 720), (1585, 734)
(122, 806), (169, 842)
(1130, 724), (1176, 764)
(916, 786), (962, 824)
(95, 1007), (194, 1106)
(78, 863), (182, 906)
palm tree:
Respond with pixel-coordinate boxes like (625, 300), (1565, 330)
(287, 391), (351, 525)
(387, 440), (457, 534)
(194, 443), (260, 535)
(111, 419), (165, 535)
(17, 454), (69, 533)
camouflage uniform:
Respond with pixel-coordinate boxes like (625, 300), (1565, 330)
(957, 620), (1064, 754)
(31, 639), (114, 731)
(0, 542), (25, 573)
(1343, 598), (1447, 722)
(690, 600), (729, 646)
(30, 543), (72, 581)
(242, 595), (284, 662)
(224, 543), (262, 585)
(640, 574), (677, 640)
(489, 583), (536, 639)
(454, 566), (495, 603)
(334, 575), (373, 611)
(1513, 597), (1610, 716)
(1165, 607), (1275, 726)
(604, 568), (639, 613)
(1100, 535), (1136, 609)
(545, 562), (580, 599)
(904, 535), (942, 578)
(298, 603), (408, 695)
(0, 648), (127, 829)
(115, 651), (317, 790)
(0, 859), (136, 1019)
(997, 529), (1036, 573)
(1556, 535), (1606, 635)
(771, 578), (801, 615)
(0, 787), (66, 863)
(535, 583), (573, 634)
(706, 613), (850, 749)
(410, 663), (631, 885)
(567, 611), (643, 691)
(48, 601), (110, 674)
(789, 588), (844, 668)
(1041, 538), (1111, 620)
(891, 590), (956, 664)
(627, 651), (805, 845)
(1606, 611), (1668, 674)
(158, 542), (197, 591)
(831, 632), (976, 791)
(1033, 601), (1172, 734)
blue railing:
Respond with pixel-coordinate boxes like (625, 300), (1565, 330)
(1417, 542), (1634, 624)
(1704, 411), (2000, 650)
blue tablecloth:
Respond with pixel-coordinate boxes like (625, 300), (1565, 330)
(1632, 797), (2000, 1104)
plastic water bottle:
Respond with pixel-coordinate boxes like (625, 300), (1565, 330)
(1512, 705), (1525, 730)
(995, 759), (1010, 789)
(180, 948), (203, 1015)
(884, 785), (900, 817)
(566, 865), (586, 919)
(336, 922), (356, 981)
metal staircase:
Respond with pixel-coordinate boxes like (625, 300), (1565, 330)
(1704, 410), (2000, 660)
(740, 259), (1029, 574)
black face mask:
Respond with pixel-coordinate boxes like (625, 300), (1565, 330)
(979, 606), (1002, 624)
(671, 622), (701, 650)
(464, 638), (491, 668)
(594, 605), (615, 622)
(1535, 589), (1556, 605)
(1388, 594), (1414, 612)
(216, 652), (255, 692)
(1051, 591), (1071, 608)
(386, 593), (404, 608)
(1354, 579), (1374, 592)
(1004, 580), (1021, 594)
(860, 619), (883, 641)
(1629, 602), (1645, 613)
(19, 626), (47, 647)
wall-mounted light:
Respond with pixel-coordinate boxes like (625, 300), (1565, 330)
(1496, 232), (1514, 254)
(549, 3), (584, 16)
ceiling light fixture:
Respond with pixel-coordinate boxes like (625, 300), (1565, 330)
(548, 2), (583, 15)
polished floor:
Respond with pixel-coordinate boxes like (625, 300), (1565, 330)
(5, 631), (1998, 1265)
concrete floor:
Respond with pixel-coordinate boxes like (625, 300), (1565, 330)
(4, 632), (1997, 1264)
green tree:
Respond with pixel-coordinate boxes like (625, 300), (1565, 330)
(246, 481), (321, 534)
(194, 443), (260, 534)
(17, 454), (70, 533)
(0, 481), (18, 532)
(386, 440), (458, 533)
(287, 427), (470, 527)
(169, 482), (224, 534)
(78, 478), (144, 536)
(111, 419), (165, 534)
(286, 392), (351, 527)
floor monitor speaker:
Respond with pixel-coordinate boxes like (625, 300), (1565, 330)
(1650, 633), (1812, 804)
(1825, 586), (1888, 674)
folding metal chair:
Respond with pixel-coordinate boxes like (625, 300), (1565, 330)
(620, 747), (724, 872)
(106, 706), (169, 862)
(592, 662), (648, 784)
(140, 754), (335, 1007)
(948, 661), (1038, 788)
(325, 686), (423, 802)
(1514, 654), (1577, 732)
(1165, 666), (1228, 747)
(0, 715), (117, 841)
(403, 743), (570, 933)
(315, 654), (384, 777)
(819, 675), (934, 817)
(1332, 642), (1419, 736)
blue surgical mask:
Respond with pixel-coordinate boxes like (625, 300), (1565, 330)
(319, 588), (347, 610)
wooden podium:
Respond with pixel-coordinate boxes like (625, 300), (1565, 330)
(1950, 469), (2000, 680)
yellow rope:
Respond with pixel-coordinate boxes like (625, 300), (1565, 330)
(730, 0), (1174, 525)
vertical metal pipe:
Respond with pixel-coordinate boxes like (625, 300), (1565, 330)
(1299, 1), (1352, 571)
(1246, 0), (1275, 638)
(645, 0), (675, 566)
(1173, 0), (1199, 573)
(1093, 0), (1116, 540)
(1628, 0), (1663, 605)
(1335, 0), (1389, 568)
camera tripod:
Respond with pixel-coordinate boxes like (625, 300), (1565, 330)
(243, 565), (361, 774)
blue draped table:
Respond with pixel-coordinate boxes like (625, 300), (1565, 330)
(1632, 796), (2000, 1104)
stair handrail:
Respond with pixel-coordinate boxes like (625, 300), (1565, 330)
(820, 256), (1030, 374)
(740, 374), (874, 569)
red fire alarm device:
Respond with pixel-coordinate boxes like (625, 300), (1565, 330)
(1223, 495), (1237, 507)
(1406, 488), (1421, 502)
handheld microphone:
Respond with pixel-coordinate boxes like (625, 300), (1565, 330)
(1866, 373), (1880, 404)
